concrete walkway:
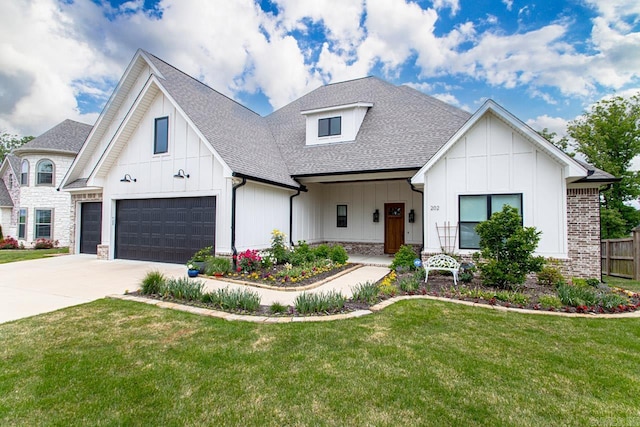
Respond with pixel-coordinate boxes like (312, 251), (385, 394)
(0, 254), (389, 324)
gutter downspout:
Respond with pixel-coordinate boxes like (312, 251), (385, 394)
(231, 177), (247, 270)
(289, 182), (308, 248)
(408, 179), (424, 253)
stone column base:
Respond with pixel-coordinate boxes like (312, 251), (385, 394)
(97, 245), (109, 260)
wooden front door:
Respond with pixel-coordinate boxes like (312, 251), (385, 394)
(384, 203), (405, 254)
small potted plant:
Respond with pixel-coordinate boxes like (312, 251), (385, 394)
(189, 246), (213, 273)
(187, 263), (199, 278)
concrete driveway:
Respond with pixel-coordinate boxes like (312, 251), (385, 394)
(0, 254), (185, 324)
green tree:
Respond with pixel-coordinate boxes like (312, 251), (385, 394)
(537, 128), (573, 156)
(567, 94), (640, 238)
(472, 206), (544, 289)
(0, 132), (34, 163)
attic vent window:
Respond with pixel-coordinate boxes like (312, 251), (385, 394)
(154, 116), (169, 154)
(318, 117), (341, 137)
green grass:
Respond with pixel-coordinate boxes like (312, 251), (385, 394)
(1, 299), (639, 426)
(0, 247), (69, 264)
(603, 275), (640, 293)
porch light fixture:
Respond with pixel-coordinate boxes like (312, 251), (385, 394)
(408, 209), (415, 223)
(173, 169), (190, 179)
(373, 209), (380, 223)
(120, 174), (136, 183)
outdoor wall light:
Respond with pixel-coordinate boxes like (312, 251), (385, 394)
(120, 174), (136, 183)
(408, 209), (415, 223)
(173, 169), (190, 179)
(373, 209), (380, 223)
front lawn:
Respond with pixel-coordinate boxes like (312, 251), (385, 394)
(1, 299), (638, 426)
(603, 275), (640, 293)
(0, 247), (69, 264)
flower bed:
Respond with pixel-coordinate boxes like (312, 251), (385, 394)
(223, 259), (352, 288)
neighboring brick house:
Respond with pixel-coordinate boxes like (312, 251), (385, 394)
(57, 49), (615, 278)
(0, 120), (92, 247)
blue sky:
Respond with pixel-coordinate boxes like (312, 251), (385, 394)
(0, 0), (639, 137)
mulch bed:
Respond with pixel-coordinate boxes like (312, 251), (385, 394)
(218, 263), (354, 288)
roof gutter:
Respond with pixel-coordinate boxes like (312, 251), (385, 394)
(231, 172), (301, 191)
(407, 179), (424, 253)
(231, 176), (247, 270)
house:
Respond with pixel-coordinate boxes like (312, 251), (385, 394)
(0, 120), (92, 247)
(60, 49), (615, 278)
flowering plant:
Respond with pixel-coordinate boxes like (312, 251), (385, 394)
(237, 249), (262, 273)
(187, 263), (198, 271)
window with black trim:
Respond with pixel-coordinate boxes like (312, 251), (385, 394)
(35, 208), (52, 239)
(21, 159), (29, 185)
(337, 205), (347, 227)
(36, 159), (54, 185)
(459, 194), (522, 249)
(319, 116), (341, 137)
(154, 116), (169, 154)
(18, 208), (27, 239)
(8, 173), (13, 189)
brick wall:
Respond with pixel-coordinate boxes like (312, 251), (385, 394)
(69, 192), (103, 254)
(566, 187), (601, 278)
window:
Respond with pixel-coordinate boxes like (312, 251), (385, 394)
(21, 159), (29, 185)
(337, 205), (347, 227)
(35, 209), (52, 239)
(318, 117), (341, 137)
(36, 160), (54, 185)
(18, 208), (27, 239)
(8, 173), (13, 189)
(154, 116), (169, 154)
(459, 194), (522, 249)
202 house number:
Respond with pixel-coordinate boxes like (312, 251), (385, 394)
(430, 205), (439, 211)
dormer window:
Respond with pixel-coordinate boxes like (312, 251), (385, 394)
(319, 117), (341, 137)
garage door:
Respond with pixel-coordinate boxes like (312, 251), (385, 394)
(80, 202), (102, 254)
(115, 197), (215, 264)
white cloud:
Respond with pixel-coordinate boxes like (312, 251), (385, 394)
(526, 114), (569, 137)
(432, 0), (460, 16)
(502, 0), (514, 11)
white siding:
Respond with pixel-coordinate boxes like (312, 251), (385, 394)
(235, 182), (291, 251)
(293, 180), (422, 245)
(100, 92), (231, 257)
(304, 106), (369, 145)
(422, 112), (566, 257)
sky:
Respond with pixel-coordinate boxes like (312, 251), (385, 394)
(0, 0), (639, 139)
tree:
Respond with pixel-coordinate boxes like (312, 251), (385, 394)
(567, 94), (640, 238)
(0, 132), (34, 163)
(537, 128), (573, 156)
(472, 206), (544, 289)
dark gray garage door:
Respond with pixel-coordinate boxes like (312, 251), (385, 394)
(80, 202), (102, 254)
(115, 197), (215, 264)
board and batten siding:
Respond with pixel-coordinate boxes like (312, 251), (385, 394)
(293, 180), (422, 246)
(422, 112), (567, 257)
(101, 91), (230, 257)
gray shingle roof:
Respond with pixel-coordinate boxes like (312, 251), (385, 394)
(574, 159), (619, 182)
(14, 119), (92, 155)
(0, 179), (12, 207)
(265, 77), (471, 176)
(6, 154), (21, 176)
(143, 52), (298, 188)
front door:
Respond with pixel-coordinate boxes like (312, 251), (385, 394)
(384, 203), (404, 254)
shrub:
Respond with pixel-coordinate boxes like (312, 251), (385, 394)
(351, 281), (380, 304)
(556, 282), (599, 307)
(0, 224), (3, 240)
(269, 301), (288, 314)
(140, 270), (166, 295)
(289, 241), (316, 266)
(270, 229), (289, 264)
(313, 244), (330, 259)
(539, 295), (563, 309)
(459, 262), (476, 284)
(473, 206), (545, 289)
(390, 245), (419, 271)
(586, 278), (600, 287)
(190, 246), (213, 263)
(34, 238), (58, 249)
(202, 287), (261, 312)
(537, 264), (565, 287)
(398, 276), (420, 292)
(0, 236), (19, 249)
(204, 257), (231, 275)
(328, 245), (348, 264)
(162, 277), (204, 301)
(294, 291), (346, 314)
(236, 249), (262, 273)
